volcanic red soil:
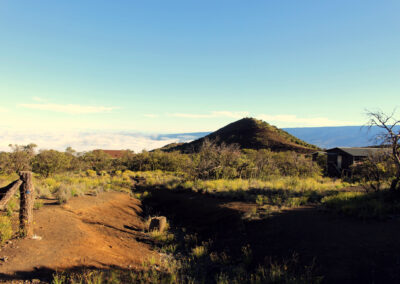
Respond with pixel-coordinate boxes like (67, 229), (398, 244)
(0, 192), (156, 281)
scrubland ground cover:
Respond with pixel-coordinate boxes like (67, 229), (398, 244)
(50, 196), (323, 284)
(1, 140), (400, 282)
(0, 166), (397, 282)
(1, 169), (329, 283)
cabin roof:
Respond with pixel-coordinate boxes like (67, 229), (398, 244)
(326, 147), (382, 157)
(98, 150), (127, 159)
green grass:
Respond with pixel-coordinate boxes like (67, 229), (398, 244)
(322, 190), (400, 219)
(127, 170), (400, 220)
(191, 245), (207, 258)
(149, 230), (175, 243)
(113, 171), (359, 211)
(0, 216), (13, 244)
(1, 170), (352, 210)
(32, 171), (140, 203)
(34, 199), (44, 210)
(181, 176), (349, 193)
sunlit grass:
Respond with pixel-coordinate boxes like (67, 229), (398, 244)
(29, 171), (139, 203)
(0, 216), (12, 244)
(192, 245), (207, 258)
(321, 191), (400, 219)
(182, 176), (350, 194)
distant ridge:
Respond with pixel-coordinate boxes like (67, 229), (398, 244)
(283, 126), (400, 149)
(162, 118), (318, 153)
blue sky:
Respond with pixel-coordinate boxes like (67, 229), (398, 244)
(0, 1), (399, 150)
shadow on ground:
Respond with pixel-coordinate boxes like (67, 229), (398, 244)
(142, 186), (400, 284)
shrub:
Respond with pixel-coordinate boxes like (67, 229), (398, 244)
(55, 184), (71, 204)
(32, 150), (72, 177)
(351, 151), (394, 191)
(34, 199), (44, 210)
(82, 150), (113, 172)
(192, 245), (207, 258)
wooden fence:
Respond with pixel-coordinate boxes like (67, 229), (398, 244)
(0, 171), (35, 238)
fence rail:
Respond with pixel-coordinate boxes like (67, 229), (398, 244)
(0, 171), (35, 238)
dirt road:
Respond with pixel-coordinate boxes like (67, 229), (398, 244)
(0, 192), (155, 281)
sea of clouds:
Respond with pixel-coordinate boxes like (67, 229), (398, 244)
(0, 130), (199, 153)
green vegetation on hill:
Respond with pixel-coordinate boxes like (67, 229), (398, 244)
(163, 118), (319, 153)
(0, 140), (322, 181)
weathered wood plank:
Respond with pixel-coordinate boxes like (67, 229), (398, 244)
(0, 179), (22, 210)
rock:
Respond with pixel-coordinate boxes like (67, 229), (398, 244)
(149, 216), (167, 232)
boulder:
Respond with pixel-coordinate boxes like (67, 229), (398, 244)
(149, 216), (167, 232)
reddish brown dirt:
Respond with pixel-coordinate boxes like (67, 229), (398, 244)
(0, 192), (155, 281)
(144, 188), (400, 284)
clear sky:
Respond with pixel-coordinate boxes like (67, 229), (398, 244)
(0, 1), (399, 150)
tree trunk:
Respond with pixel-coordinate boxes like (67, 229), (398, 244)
(19, 171), (35, 238)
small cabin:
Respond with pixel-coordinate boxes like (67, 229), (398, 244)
(326, 147), (382, 176)
(95, 150), (129, 159)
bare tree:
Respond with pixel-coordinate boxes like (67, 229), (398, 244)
(366, 109), (400, 190)
(351, 150), (393, 192)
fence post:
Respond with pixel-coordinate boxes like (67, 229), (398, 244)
(19, 171), (35, 237)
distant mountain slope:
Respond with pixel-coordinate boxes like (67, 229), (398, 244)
(283, 126), (400, 149)
(163, 118), (318, 153)
(158, 125), (400, 150)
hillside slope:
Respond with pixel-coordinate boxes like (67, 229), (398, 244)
(163, 118), (318, 153)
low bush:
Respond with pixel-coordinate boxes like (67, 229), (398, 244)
(55, 184), (71, 204)
(34, 199), (44, 210)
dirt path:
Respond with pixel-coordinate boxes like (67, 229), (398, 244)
(0, 192), (155, 281)
(144, 188), (400, 284)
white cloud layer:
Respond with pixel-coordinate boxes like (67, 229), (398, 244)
(256, 114), (355, 127)
(169, 111), (249, 119)
(0, 130), (180, 153)
(144, 114), (159, 118)
(32, 96), (47, 102)
(19, 103), (118, 114)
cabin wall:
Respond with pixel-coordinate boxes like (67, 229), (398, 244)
(327, 152), (339, 176)
(341, 154), (354, 175)
(327, 150), (354, 176)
